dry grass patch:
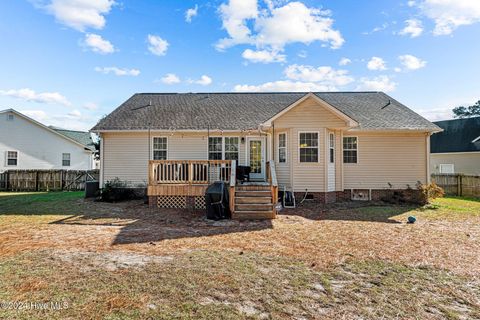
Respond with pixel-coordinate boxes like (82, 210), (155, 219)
(0, 250), (479, 319)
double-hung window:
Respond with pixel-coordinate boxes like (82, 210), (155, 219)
(153, 137), (167, 160)
(299, 132), (319, 163)
(224, 137), (239, 161)
(329, 133), (335, 163)
(6, 151), (17, 166)
(209, 137), (239, 161)
(62, 153), (71, 166)
(343, 137), (358, 163)
(278, 133), (287, 163)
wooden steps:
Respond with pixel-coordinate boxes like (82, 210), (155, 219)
(232, 184), (276, 220)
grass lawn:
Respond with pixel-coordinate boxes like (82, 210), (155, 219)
(1, 192), (479, 319)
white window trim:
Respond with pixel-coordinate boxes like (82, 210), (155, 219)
(329, 132), (335, 164)
(439, 164), (455, 174)
(151, 136), (169, 160)
(6, 114), (14, 121)
(6, 150), (18, 167)
(298, 131), (320, 163)
(343, 136), (359, 164)
(277, 132), (287, 164)
(62, 153), (71, 167)
(208, 136), (240, 161)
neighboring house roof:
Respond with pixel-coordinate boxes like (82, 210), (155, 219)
(431, 117), (480, 153)
(91, 92), (441, 132)
(51, 128), (96, 151)
(0, 109), (94, 152)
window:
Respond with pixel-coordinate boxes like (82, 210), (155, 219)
(329, 133), (335, 163)
(224, 137), (239, 161)
(439, 164), (454, 174)
(209, 137), (239, 161)
(6, 151), (17, 166)
(343, 137), (358, 163)
(62, 153), (71, 166)
(278, 133), (287, 163)
(208, 137), (223, 160)
(6, 114), (14, 121)
(299, 132), (318, 163)
(153, 137), (167, 160)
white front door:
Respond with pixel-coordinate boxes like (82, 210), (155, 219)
(247, 137), (265, 180)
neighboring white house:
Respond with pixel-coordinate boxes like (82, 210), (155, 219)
(0, 109), (96, 171)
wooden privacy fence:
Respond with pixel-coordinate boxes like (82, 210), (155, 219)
(431, 174), (480, 197)
(0, 170), (99, 192)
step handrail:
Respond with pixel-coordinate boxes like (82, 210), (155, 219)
(267, 160), (278, 214)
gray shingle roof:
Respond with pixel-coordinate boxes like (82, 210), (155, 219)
(431, 117), (480, 153)
(52, 128), (95, 150)
(91, 92), (440, 132)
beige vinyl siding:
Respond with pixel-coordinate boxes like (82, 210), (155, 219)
(335, 130), (343, 191)
(273, 97), (348, 192)
(102, 131), (247, 187)
(275, 130), (291, 188)
(343, 132), (428, 189)
(430, 152), (480, 175)
(103, 132), (149, 186)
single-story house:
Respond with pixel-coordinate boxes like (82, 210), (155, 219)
(0, 109), (96, 171)
(430, 117), (480, 175)
(92, 92), (441, 219)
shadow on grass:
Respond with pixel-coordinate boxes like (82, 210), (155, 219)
(0, 192), (274, 245)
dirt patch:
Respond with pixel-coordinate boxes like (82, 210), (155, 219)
(51, 249), (174, 271)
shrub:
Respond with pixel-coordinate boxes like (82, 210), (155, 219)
(416, 182), (445, 204)
(100, 178), (137, 202)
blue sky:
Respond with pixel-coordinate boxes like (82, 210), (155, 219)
(0, 0), (479, 130)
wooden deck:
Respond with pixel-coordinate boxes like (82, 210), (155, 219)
(147, 159), (278, 219)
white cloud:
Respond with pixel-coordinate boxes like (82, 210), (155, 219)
(0, 88), (71, 106)
(190, 75), (213, 86)
(339, 57), (351, 66)
(234, 80), (335, 92)
(357, 76), (397, 92)
(185, 4), (198, 23)
(284, 64), (353, 86)
(217, 0), (258, 50)
(21, 109), (95, 131)
(407, 1), (416, 7)
(399, 19), (423, 37)
(83, 102), (98, 110)
(83, 33), (115, 54)
(367, 56), (387, 70)
(161, 73), (181, 85)
(217, 0), (344, 54)
(94, 66), (140, 76)
(242, 49), (286, 63)
(415, 0), (480, 35)
(40, 0), (115, 31)
(398, 54), (427, 70)
(147, 34), (169, 56)
(68, 109), (82, 117)
(298, 50), (307, 58)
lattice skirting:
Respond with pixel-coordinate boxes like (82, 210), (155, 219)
(156, 196), (187, 208)
(194, 196), (206, 209)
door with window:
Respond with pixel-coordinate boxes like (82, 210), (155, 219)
(247, 137), (265, 180)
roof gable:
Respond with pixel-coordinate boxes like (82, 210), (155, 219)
(263, 93), (358, 128)
(0, 109), (94, 151)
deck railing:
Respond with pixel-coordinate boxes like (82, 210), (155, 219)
(149, 160), (233, 185)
